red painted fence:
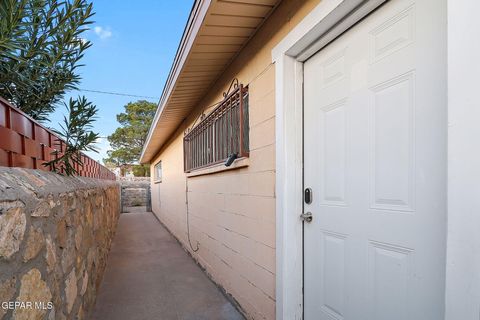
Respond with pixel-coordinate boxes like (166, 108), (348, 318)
(0, 97), (115, 180)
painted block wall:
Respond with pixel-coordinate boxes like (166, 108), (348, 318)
(445, 0), (480, 319)
(150, 0), (320, 319)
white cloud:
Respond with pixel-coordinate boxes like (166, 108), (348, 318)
(93, 26), (112, 40)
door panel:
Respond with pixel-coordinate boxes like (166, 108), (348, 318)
(303, 0), (446, 319)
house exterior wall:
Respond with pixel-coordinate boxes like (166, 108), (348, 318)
(150, 1), (320, 318)
(445, 1), (480, 319)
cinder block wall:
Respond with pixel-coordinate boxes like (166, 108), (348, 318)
(150, 1), (321, 319)
(120, 179), (150, 209)
(0, 168), (120, 320)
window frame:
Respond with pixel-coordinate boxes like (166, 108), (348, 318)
(153, 160), (162, 183)
(183, 84), (249, 173)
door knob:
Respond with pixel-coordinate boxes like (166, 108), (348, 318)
(300, 212), (313, 223)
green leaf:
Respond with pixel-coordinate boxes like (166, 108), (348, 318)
(104, 100), (157, 169)
(43, 96), (99, 176)
(0, 0), (95, 121)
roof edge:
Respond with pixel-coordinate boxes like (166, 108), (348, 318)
(140, 0), (212, 164)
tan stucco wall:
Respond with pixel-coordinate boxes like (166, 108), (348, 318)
(150, 1), (320, 319)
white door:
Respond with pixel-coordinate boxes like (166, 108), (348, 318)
(303, 0), (446, 319)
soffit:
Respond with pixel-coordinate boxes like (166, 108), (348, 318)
(141, 0), (280, 163)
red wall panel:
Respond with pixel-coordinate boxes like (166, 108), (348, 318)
(11, 111), (33, 138)
(0, 98), (114, 179)
(0, 149), (9, 167)
(0, 127), (22, 153)
(12, 153), (34, 169)
(35, 125), (50, 145)
(24, 138), (42, 158)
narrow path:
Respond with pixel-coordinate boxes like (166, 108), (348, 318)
(90, 212), (244, 320)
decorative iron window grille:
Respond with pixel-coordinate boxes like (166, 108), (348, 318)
(183, 83), (249, 172)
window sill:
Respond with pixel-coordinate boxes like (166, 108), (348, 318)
(186, 157), (249, 178)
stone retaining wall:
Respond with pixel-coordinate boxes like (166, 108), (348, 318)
(0, 168), (120, 320)
(120, 180), (150, 210)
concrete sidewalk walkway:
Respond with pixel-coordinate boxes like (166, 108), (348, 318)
(90, 212), (244, 320)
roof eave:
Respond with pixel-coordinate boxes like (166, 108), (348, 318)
(140, 0), (211, 164)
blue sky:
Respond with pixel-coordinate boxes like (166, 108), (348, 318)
(49, 0), (194, 163)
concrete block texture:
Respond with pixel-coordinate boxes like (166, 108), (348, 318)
(148, 1), (324, 318)
(120, 180), (151, 210)
(151, 128), (278, 319)
(0, 167), (121, 320)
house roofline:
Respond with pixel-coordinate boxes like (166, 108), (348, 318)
(140, 0), (281, 164)
(140, 0), (211, 164)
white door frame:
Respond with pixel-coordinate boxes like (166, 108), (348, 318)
(272, 1), (386, 319)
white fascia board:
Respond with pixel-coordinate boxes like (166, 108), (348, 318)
(140, 0), (211, 164)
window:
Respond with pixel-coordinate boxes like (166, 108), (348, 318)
(183, 84), (249, 172)
(154, 161), (162, 182)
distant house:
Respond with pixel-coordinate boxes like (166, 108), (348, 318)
(141, 0), (479, 319)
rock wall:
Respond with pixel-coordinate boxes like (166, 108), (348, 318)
(120, 180), (150, 210)
(0, 167), (120, 320)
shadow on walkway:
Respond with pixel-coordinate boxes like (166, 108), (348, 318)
(90, 212), (244, 320)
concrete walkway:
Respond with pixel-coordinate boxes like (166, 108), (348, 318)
(90, 212), (244, 320)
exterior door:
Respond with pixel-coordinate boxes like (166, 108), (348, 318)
(303, 0), (446, 319)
